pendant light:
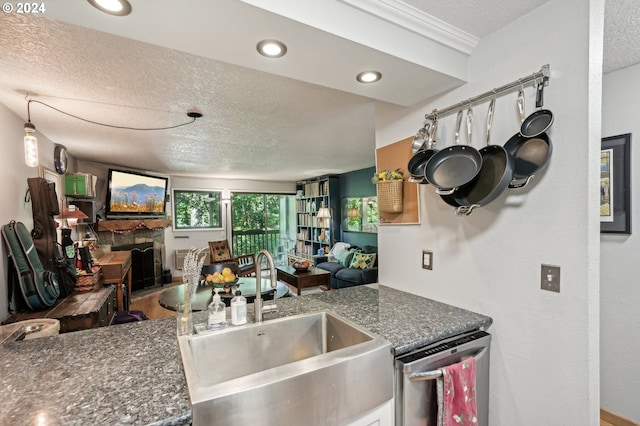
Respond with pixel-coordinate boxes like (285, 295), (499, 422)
(24, 99), (38, 167)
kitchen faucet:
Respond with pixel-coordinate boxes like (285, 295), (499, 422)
(254, 250), (278, 322)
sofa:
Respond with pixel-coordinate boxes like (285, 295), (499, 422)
(314, 244), (378, 289)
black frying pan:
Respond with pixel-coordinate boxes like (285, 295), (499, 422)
(408, 120), (438, 184)
(453, 98), (514, 214)
(425, 107), (482, 195)
(520, 81), (553, 137)
(505, 87), (553, 189)
(438, 110), (467, 207)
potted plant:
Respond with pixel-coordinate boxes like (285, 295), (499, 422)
(372, 169), (405, 213)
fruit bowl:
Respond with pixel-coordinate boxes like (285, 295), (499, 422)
(205, 268), (238, 287)
(211, 278), (239, 288)
(293, 261), (311, 272)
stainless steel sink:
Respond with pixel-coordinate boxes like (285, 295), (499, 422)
(178, 311), (393, 426)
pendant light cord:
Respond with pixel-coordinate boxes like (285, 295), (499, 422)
(26, 99), (200, 130)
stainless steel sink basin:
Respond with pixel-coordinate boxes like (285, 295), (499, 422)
(179, 311), (393, 426)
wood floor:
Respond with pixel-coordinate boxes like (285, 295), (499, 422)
(600, 409), (640, 426)
(129, 284), (177, 320)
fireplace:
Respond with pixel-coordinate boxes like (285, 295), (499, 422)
(112, 242), (155, 291)
(95, 219), (169, 289)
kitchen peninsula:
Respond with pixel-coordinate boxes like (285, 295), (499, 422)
(0, 285), (492, 425)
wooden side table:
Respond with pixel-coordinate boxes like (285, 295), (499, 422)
(96, 251), (132, 311)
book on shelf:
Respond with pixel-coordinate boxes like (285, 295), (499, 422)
(303, 182), (320, 197)
(296, 241), (312, 254)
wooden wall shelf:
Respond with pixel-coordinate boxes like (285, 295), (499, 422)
(96, 219), (172, 233)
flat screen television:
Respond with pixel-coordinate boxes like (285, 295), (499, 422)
(105, 168), (169, 219)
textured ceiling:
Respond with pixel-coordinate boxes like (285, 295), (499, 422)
(401, 0), (550, 38)
(603, 0), (640, 74)
(0, 0), (634, 182)
(0, 13), (377, 181)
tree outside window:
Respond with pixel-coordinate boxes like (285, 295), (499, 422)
(173, 190), (222, 230)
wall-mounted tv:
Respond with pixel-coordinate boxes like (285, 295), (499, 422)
(105, 168), (169, 219)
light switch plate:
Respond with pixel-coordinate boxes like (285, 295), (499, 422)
(541, 264), (560, 293)
(422, 250), (433, 270)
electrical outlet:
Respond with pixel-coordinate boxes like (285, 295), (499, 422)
(541, 264), (560, 293)
(422, 250), (433, 270)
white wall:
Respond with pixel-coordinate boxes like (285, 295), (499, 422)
(600, 64), (640, 422)
(375, 0), (602, 424)
(0, 103), (60, 322)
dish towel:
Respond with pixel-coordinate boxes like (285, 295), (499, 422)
(436, 357), (477, 425)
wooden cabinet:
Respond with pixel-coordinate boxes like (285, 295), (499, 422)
(295, 176), (339, 259)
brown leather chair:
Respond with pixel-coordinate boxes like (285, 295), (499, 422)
(208, 240), (257, 277)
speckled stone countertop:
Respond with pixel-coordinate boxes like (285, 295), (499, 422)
(0, 284), (491, 426)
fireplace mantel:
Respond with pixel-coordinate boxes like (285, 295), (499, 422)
(96, 219), (172, 233)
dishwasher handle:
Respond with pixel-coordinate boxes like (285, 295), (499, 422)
(408, 346), (488, 383)
(409, 369), (443, 382)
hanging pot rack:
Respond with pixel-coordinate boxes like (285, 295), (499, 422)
(423, 64), (550, 122)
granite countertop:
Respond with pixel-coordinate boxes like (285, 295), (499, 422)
(0, 284), (492, 426)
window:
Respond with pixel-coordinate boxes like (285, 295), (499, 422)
(230, 192), (296, 260)
(173, 190), (222, 230)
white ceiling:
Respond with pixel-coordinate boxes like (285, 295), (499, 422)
(0, 0), (634, 181)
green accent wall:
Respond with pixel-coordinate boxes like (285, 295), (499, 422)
(338, 167), (378, 247)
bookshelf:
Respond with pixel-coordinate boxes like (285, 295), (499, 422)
(294, 176), (339, 260)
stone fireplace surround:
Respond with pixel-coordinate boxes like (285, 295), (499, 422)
(94, 219), (170, 288)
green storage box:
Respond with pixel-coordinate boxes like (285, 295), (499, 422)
(64, 173), (95, 198)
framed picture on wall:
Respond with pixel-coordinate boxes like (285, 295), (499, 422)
(600, 133), (631, 234)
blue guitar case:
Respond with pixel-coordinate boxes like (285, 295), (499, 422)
(2, 220), (60, 310)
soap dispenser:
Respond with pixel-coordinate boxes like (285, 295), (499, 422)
(207, 288), (226, 330)
(231, 290), (247, 325)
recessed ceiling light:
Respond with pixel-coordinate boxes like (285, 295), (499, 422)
(256, 39), (287, 58)
(356, 71), (382, 83)
(87, 0), (131, 16)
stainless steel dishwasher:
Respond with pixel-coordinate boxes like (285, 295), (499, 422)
(394, 330), (491, 426)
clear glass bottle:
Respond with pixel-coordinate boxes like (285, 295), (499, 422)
(231, 290), (247, 325)
(207, 289), (226, 330)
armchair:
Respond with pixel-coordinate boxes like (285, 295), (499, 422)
(208, 240), (256, 277)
